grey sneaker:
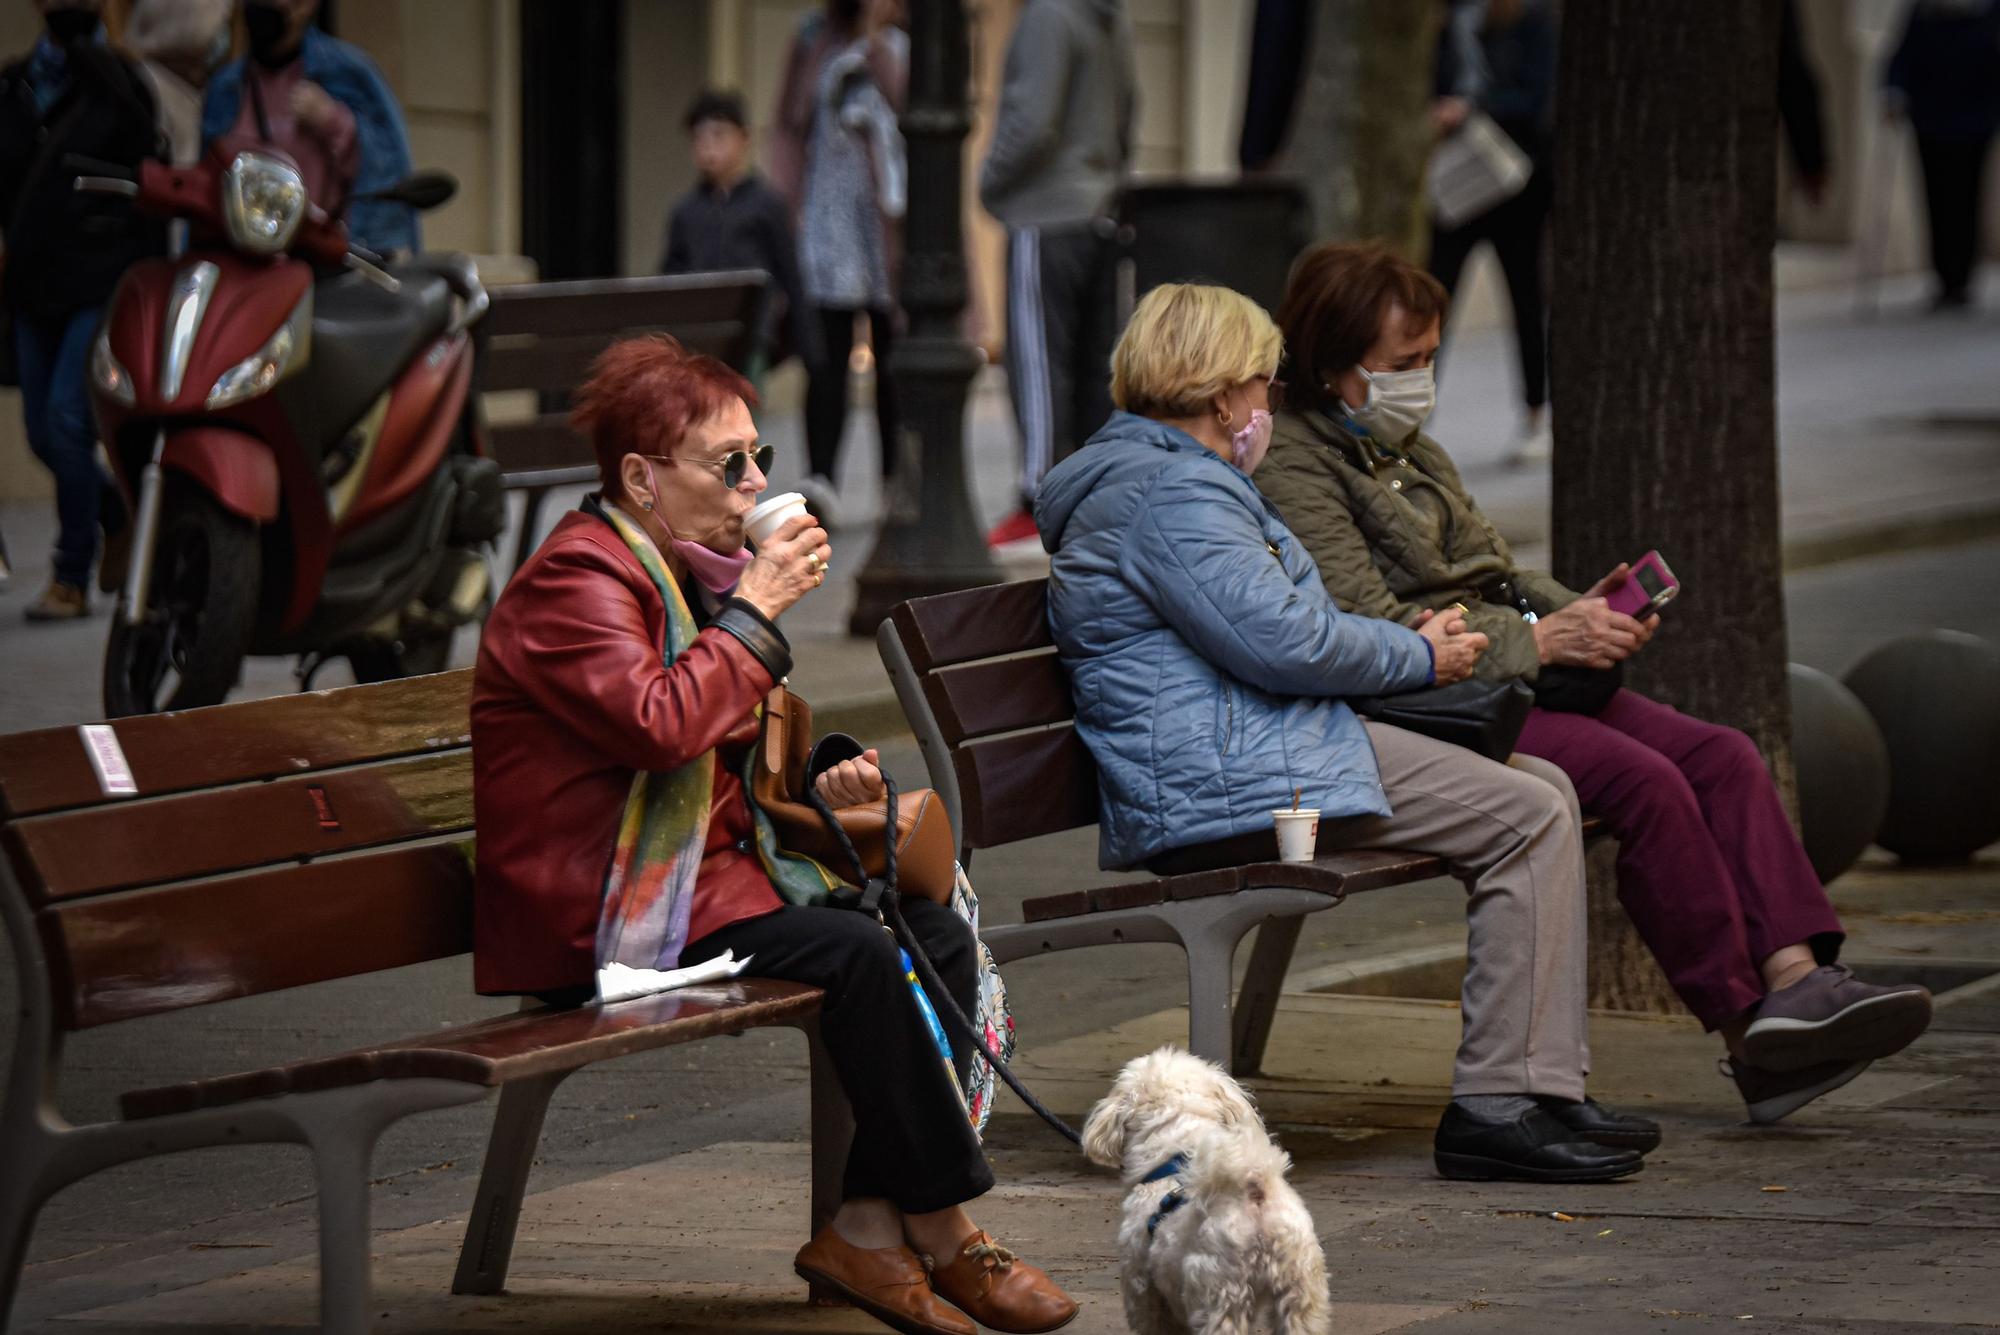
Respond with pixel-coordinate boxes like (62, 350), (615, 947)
(1723, 1056), (1871, 1126)
(1741, 965), (1931, 1072)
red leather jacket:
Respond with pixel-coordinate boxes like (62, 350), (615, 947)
(471, 505), (793, 996)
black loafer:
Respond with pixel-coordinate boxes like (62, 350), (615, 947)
(1434, 1103), (1645, 1183)
(1536, 1096), (1662, 1153)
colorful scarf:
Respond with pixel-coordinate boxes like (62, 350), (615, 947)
(595, 506), (842, 973)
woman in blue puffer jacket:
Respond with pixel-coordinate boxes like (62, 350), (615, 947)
(1036, 282), (1654, 1184)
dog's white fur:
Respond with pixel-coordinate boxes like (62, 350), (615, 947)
(1082, 1047), (1332, 1335)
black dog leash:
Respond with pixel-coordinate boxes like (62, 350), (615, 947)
(807, 774), (1084, 1147)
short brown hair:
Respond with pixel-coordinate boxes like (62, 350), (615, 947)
(1276, 243), (1448, 415)
(569, 335), (757, 501)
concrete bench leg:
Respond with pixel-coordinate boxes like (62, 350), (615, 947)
(1231, 916), (1305, 1077)
(985, 890), (1335, 1068)
(0, 1136), (51, 1327)
(452, 1069), (571, 1296)
(296, 1080), (486, 1335)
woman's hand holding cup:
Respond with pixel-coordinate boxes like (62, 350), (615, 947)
(736, 513), (830, 621)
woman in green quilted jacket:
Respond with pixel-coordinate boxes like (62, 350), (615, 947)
(1258, 241), (1932, 1129)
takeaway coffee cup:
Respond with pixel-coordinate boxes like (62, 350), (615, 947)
(745, 491), (809, 551)
(1272, 808), (1320, 864)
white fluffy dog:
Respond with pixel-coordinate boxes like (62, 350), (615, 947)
(1082, 1047), (1332, 1335)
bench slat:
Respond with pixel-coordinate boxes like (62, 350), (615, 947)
(484, 416), (593, 473)
(0, 671), (471, 820)
(953, 724), (1099, 849)
(485, 327), (750, 396)
(1022, 867), (1242, 922)
(481, 273), (766, 340)
(921, 653), (1074, 747)
(42, 842), (475, 1030)
(119, 979), (824, 1120)
(11, 753), (474, 905)
(890, 579), (1053, 673)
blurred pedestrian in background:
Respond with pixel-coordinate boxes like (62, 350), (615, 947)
(126, 0), (231, 165)
(1778, 0), (1830, 208)
(660, 88), (811, 379)
(0, 0), (161, 621)
(1882, 0), (2000, 311)
(1426, 0), (1555, 466)
(978, 0), (1134, 550)
(769, 0), (907, 528)
(202, 0), (418, 257)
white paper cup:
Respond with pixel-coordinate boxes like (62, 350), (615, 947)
(1272, 808), (1320, 864)
(745, 491), (808, 550)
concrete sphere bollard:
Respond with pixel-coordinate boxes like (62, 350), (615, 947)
(1843, 630), (2000, 864)
(1788, 663), (1890, 883)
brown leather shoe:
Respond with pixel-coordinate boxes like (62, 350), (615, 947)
(794, 1225), (974, 1335)
(926, 1230), (1078, 1333)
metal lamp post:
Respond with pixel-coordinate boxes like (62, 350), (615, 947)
(846, 0), (1001, 635)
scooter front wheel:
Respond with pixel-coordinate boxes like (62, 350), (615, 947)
(102, 483), (260, 717)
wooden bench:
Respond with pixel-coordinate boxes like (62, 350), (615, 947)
(0, 672), (845, 1333)
(878, 577), (1598, 1078)
(478, 271), (769, 572)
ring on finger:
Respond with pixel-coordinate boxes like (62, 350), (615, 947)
(805, 551), (824, 574)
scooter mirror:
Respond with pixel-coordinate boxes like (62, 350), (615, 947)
(362, 171), (458, 212)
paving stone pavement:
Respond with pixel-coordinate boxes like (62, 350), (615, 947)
(2, 272), (1997, 1332)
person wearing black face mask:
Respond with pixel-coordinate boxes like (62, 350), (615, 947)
(0, 0), (164, 621)
(199, 0), (418, 257)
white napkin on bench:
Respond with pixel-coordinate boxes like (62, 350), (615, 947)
(596, 951), (753, 1005)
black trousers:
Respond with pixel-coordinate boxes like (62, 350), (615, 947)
(805, 306), (900, 481)
(1429, 167), (1552, 412)
(1915, 132), (1994, 301)
(1003, 223), (1119, 505)
(681, 900), (993, 1215)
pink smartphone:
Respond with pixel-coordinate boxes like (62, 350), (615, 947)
(1606, 550), (1680, 620)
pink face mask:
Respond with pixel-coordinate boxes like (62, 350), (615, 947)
(644, 463), (754, 594)
(674, 534), (754, 594)
(1231, 407), (1274, 474)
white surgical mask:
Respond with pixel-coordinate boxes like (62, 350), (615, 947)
(1346, 365), (1436, 443)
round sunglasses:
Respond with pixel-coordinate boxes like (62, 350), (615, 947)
(646, 445), (776, 489)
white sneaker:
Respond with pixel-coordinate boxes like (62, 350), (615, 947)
(795, 474), (846, 530)
(1507, 415), (1552, 467)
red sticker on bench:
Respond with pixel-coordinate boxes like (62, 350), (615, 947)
(307, 785), (341, 831)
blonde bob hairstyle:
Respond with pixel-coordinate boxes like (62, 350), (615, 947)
(1110, 282), (1284, 420)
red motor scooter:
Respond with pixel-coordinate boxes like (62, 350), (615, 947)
(79, 139), (504, 716)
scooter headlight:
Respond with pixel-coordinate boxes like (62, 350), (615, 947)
(207, 286), (312, 408)
(90, 326), (136, 407)
(220, 151), (307, 256)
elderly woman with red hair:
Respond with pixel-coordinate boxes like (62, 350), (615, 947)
(471, 336), (1075, 1335)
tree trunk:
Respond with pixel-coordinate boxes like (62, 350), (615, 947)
(1278, 0), (1437, 254)
(1551, 1), (1788, 1014)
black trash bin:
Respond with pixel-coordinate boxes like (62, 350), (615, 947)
(1111, 179), (1313, 325)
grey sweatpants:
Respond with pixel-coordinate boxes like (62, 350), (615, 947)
(1320, 723), (1591, 1100)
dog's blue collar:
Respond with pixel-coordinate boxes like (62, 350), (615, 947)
(1142, 1153), (1189, 1236)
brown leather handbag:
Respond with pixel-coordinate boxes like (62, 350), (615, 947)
(752, 686), (957, 904)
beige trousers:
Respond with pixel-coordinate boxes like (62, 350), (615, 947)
(1318, 722), (1591, 1100)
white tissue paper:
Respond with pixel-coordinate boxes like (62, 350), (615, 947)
(596, 951), (754, 1004)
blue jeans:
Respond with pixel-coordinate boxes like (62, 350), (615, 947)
(17, 308), (118, 588)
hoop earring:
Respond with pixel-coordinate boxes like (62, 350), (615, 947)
(1218, 408), (1234, 430)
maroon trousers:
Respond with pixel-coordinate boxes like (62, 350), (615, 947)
(1515, 690), (1843, 1029)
